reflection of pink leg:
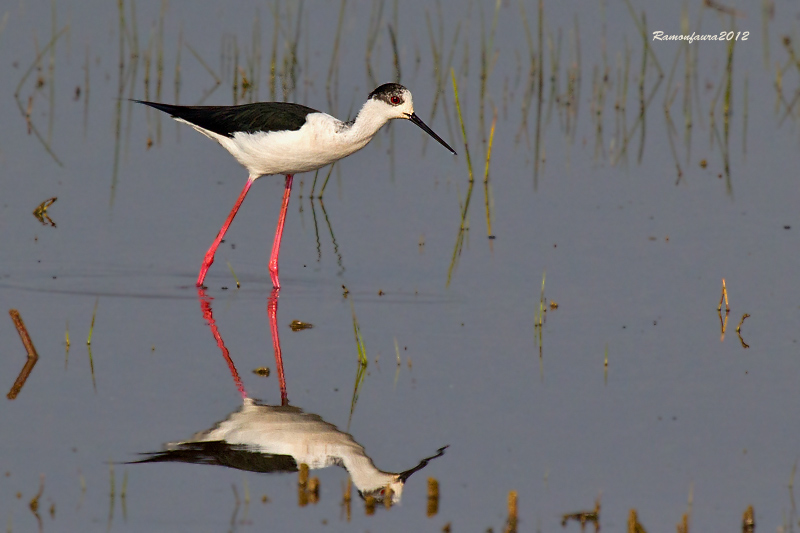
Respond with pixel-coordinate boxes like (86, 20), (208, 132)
(268, 175), (294, 289)
(197, 178), (255, 288)
(197, 288), (247, 400)
(268, 288), (288, 405)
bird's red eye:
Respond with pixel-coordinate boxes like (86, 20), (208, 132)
(390, 95), (401, 105)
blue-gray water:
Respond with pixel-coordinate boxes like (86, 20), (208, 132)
(1, 1), (799, 531)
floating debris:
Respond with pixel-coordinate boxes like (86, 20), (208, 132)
(29, 474), (44, 513)
(289, 320), (313, 331)
(561, 497), (600, 531)
(32, 197), (57, 227)
(252, 367), (270, 377)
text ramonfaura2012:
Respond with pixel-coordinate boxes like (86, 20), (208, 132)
(652, 31), (749, 43)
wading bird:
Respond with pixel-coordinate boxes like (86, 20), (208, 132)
(136, 83), (456, 288)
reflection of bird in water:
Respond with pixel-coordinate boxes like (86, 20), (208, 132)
(132, 398), (447, 503)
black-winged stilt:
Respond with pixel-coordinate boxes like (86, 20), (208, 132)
(135, 83), (456, 289)
(132, 397), (448, 503)
(137, 288), (448, 504)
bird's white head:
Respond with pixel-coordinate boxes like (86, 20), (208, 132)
(366, 83), (457, 154)
(367, 83), (415, 120)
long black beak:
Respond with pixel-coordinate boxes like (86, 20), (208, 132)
(397, 445), (449, 483)
(407, 113), (457, 155)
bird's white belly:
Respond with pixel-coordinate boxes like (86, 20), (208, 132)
(216, 115), (369, 177)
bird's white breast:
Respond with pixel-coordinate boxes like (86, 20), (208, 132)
(211, 112), (371, 177)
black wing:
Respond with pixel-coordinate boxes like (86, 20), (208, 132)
(133, 100), (320, 138)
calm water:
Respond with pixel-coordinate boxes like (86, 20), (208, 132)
(2, 1), (799, 531)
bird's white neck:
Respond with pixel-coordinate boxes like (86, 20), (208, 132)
(342, 455), (403, 502)
(339, 99), (394, 149)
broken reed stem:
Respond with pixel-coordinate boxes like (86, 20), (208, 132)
(534, 270), (546, 327)
(347, 300), (368, 430)
(10, 309), (38, 359)
(226, 261), (241, 288)
(723, 32), (734, 150)
(87, 297), (99, 345)
(268, 1), (278, 100)
(388, 23), (401, 82)
(451, 68), (474, 185)
(484, 108), (497, 238)
(742, 73), (748, 155)
(326, 0), (347, 108)
(65, 320), (71, 367)
(718, 307), (729, 341)
(637, 12), (647, 165)
(506, 490), (518, 533)
(350, 300), (367, 366)
(427, 478), (440, 517)
(736, 313), (750, 333)
(718, 278), (729, 312)
(185, 42), (221, 84)
(319, 163), (336, 198)
(14, 26), (67, 166)
(533, 0), (544, 186)
(310, 168), (320, 196)
(15, 26), (69, 97)
(8, 310), (40, 400)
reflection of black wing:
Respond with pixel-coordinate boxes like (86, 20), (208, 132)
(129, 441), (298, 474)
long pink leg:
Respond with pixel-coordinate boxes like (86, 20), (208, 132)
(196, 177), (255, 287)
(267, 288), (288, 405)
(268, 174), (294, 289)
